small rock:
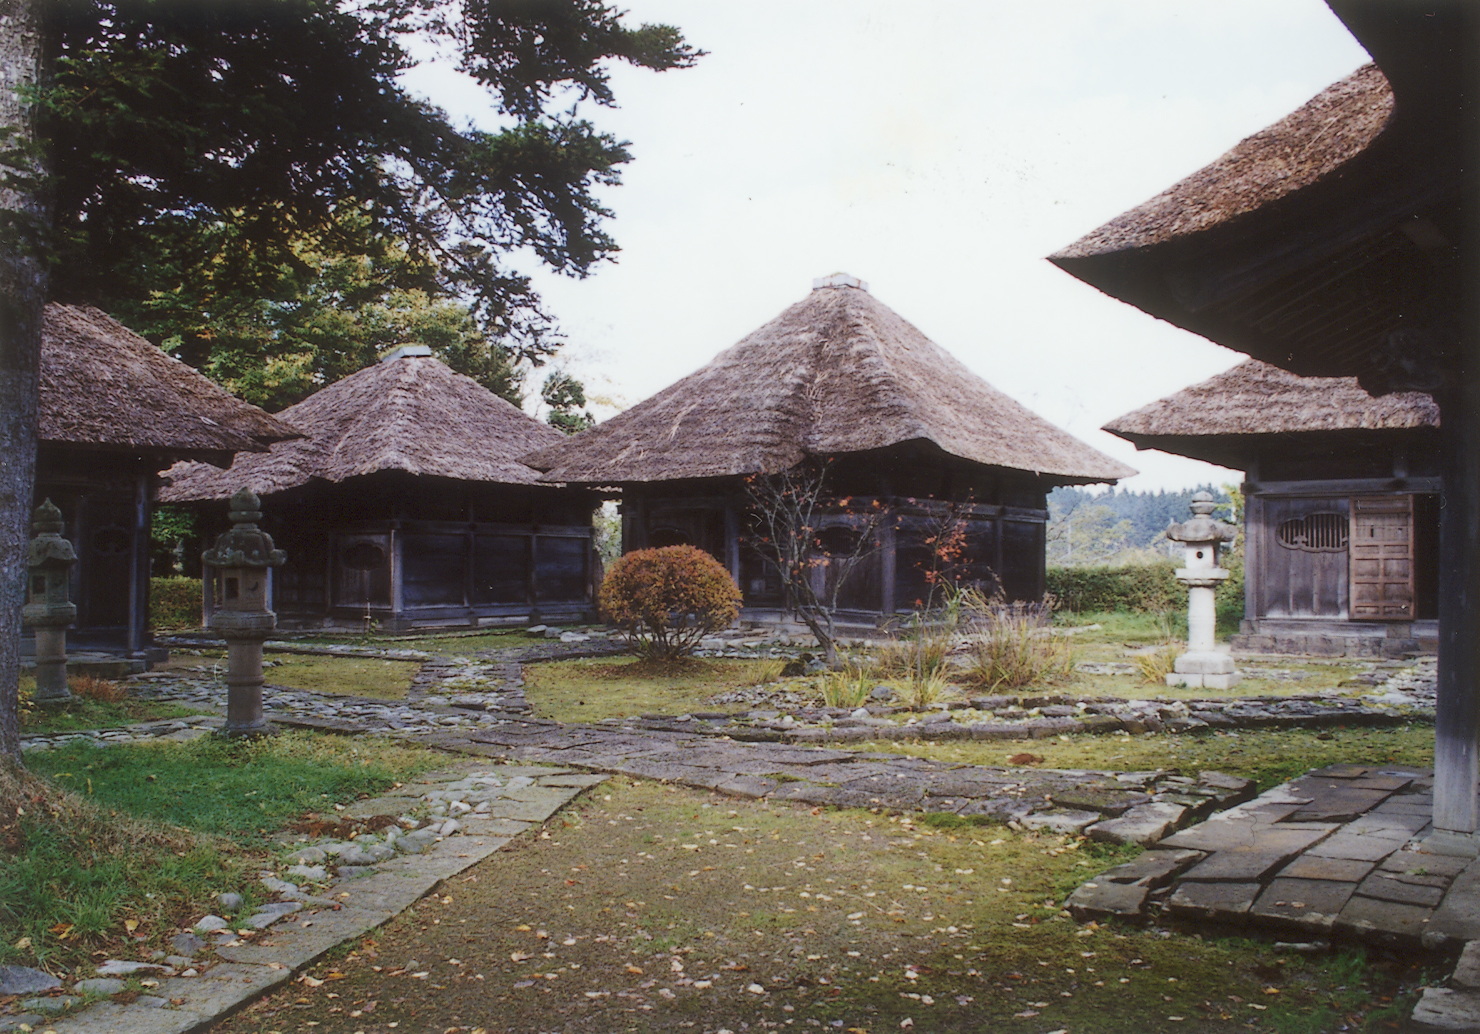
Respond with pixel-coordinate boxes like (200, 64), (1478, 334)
(75, 977), (127, 995)
(194, 915), (230, 933)
(95, 960), (173, 977)
(0, 965), (61, 995)
(286, 846), (327, 866)
(850, 707), (870, 719)
(217, 892), (244, 910)
(170, 932), (206, 955)
(870, 686), (895, 702)
(287, 864), (329, 881)
(21, 995), (79, 1013)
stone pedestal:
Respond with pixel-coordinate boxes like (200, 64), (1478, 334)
(202, 489), (285, 738)
(22, 499), (77, 703)
(1165, 493), (1240, 690)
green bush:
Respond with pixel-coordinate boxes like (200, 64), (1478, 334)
(1215, 552), (1245, 636)
(149, 576), (202, 630)
(598, 546), (743, 660)
(1049, 556), (1246, 635)
(1047, 561), (1180, 614)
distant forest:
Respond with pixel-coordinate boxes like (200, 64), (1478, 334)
(1046, 484), (1237, 566)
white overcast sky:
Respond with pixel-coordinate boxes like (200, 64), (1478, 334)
(407, 1), (1372, 492)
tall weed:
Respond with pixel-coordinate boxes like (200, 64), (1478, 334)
(963, 594), (1073, 691)
(1134, 612), (1182, 685)
(818, 667), (872, 709)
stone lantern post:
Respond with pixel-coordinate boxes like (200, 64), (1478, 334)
(22, 499), (77, 703)
(202, 489), (285, 737)
(1165, 491), (1240, 690)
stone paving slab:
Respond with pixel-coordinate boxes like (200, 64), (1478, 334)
(153, 961), (299, 1019)
(1067, 760), (1480, 987)
(1249, 877), (1355, 931)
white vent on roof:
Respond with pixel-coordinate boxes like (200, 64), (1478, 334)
(381, 344), (433, 362)
(811, 273), (869, 292)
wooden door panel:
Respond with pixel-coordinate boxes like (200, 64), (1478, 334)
(1350, 495), (1414, 619)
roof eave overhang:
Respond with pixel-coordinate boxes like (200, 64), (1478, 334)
(1050, 1), (1466, 391)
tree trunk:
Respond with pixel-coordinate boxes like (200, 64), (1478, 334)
(0, 0), (49, 769)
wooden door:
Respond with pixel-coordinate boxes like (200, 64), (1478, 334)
(1350, 495), (1414, 620)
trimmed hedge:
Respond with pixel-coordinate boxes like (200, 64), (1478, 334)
(1049, 557), (1245, 632)
(1048, 561), (1181, 614)
(149, 576), (203, 630)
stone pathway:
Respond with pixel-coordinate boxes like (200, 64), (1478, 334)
(4, 761), (605, 1034)
(1064, 762), (1480, 1029)
(6, 643), (1454, 1031)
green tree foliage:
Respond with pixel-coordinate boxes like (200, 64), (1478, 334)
(598, 546), (742, 660)
(541, 370), (596, 433)
(1048, 483), (1235, 566)
(120, 213), (524, 410)
(39, 0), (700, 403)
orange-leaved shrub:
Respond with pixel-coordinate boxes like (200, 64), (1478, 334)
(598, 545), (743, 659)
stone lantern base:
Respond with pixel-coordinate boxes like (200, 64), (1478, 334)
(1166, 651), (1241, 690)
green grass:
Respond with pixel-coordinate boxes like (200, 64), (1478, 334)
(163, 649), (420, 699)
(852, 724), (1435, 792)
(523, 656), (787, 721)
(3, 733), (447, 974)
(19, 674), (206, 735)
(26, 731), (444, 839)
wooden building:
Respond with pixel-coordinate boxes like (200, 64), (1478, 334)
(526, 275), (1133, 628)
(37, 304), (295, 657)
(162, 346), (600, 631)
(1050, 2), (1480, 842)
(1105, 359), (1440, 657)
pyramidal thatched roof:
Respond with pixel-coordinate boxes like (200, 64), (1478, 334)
(1104, 359), (1438, 466)
(526, 277), (1135, 485)
(161, 348), (566, 502)
(42, 304), (296, 464)
(1053, 64), (1393, 261)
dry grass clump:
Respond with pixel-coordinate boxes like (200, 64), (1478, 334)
(818, 666), (872, 709)
(961, 595), (1074, 691)
(1133, 613), (1182, 685)
(69, 674), (127, 703)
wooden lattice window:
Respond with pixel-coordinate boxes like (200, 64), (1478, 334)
(1276, 512), (1348, 552)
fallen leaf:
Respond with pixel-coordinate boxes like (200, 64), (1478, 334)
(299, 975), (324, 987)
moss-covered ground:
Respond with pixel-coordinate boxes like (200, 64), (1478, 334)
(525, 656), (787, 722)
(209, 776), (1430, 1034)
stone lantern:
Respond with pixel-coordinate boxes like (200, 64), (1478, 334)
(202, 489), (285, 737)
(1165, 491), (1240, 690)
(22, 499), (78, 703)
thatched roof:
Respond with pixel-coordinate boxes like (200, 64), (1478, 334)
(41, 304), (295, 464)
(1104, 359), (1438, 467)
(161, 347), (566, 501)
(526, 277), (1135, 486)
(1053, 64), (1393, 261)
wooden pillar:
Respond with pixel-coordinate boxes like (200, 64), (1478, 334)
(1242, 488), (1261, 629)
(879, 519), (897, 618)
(1431, 363), (1480, 843)
(724, 498), (740, 585)
(127, 472), (148, 655)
